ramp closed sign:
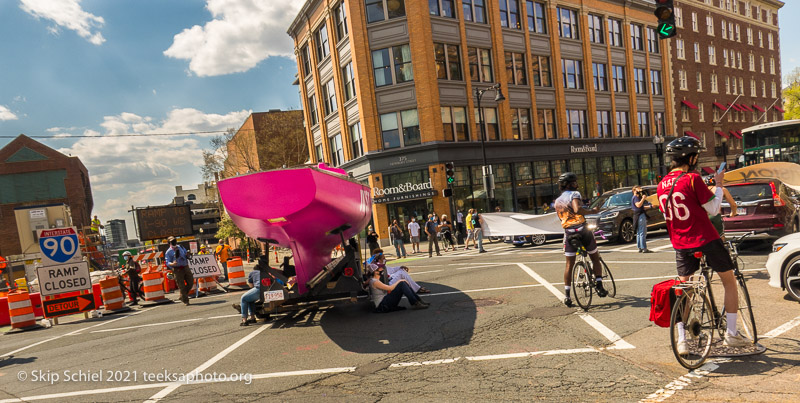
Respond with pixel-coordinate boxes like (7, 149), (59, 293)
(36, 261), (92, 297)
(188, 255), (221, 278)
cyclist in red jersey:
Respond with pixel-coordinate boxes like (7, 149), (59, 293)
(656, 137), (752, 353)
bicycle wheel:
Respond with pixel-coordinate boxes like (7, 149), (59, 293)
(599, 257), (616, 298)
(571, 261), (593, 310)
(670, 291), (715, 370)
(735, 274), (758, 343)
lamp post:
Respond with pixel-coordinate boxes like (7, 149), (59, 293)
(474, 83), (506, 213)
(721, 135), (728, 169)
(653, 134), (665, 179)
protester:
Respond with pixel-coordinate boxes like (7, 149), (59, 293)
(238, 267), (261, 326)
(368, 249), (430, 293)
(439, 214), (456, 251)
(389, 219), (408, 258)
(407, 217), (421, 254)
(464, 209), (476, 250)
(214, 240), (233, 281)
(166, 236), (193, 305)
(366, 263), (429, 313)
(631, 186), (654, 253)
(122, 251), (144, 305)
(366, 225), (380, 254)
(472, 211), (487, 253)
(424, 214), (441, 257)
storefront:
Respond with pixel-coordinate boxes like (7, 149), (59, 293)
(372, 169), (438, 242)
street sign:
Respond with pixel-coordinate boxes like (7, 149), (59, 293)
(37, 227), (82, 266)
(648, 171), (656, 181)
(188, 255), (221, 278)
(35, 261), (92, 297)
(43, 294), (95, 318)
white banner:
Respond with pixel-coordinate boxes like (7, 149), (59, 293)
(36, 261), (92, 297)
(480, 212), (564, 237)
(188, 255), (222, 278)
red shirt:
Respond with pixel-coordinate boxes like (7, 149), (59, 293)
(657, 170), (720, 249)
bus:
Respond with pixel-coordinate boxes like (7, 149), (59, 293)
(741, 119), (800, 166)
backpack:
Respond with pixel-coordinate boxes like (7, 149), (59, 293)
(649, 279), (680, 327)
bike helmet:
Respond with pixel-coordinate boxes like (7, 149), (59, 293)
(665, 136), (705, 158)
(558, 172), (578, 185)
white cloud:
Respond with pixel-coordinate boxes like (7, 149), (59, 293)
(0, 105), (18, 120)
(164, 0), (302, 77)
(20, 0), (105, 45)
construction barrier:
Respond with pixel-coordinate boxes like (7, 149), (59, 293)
(199, 277), (218, 293)
(141, 270), (172, 306)
(227, 257), (248, 289)
(99, 276), (131, 314)
(6, 291), (43, 333)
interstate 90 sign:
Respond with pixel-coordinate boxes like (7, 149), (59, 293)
(37, 227), (82, 266)
(136, 205), (193, 241)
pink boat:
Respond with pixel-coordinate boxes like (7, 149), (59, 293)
(218, 164), (372, 295)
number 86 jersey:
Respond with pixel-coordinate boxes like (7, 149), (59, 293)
(657, 170), (721, 249)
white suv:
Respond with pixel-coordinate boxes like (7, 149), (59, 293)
(765, 232), (800, 301)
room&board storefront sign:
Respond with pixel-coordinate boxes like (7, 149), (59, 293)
(372, 179), (436, 204)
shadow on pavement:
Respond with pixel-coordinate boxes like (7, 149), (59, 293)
(582, 294), (651, 312)
(0, 355), (37, 368)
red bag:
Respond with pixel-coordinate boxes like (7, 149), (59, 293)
(650, 279), (680, 327)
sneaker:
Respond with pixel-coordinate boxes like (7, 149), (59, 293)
(643, 249), (654, 253)
(638, 249), (643, 253)
(595, 283), (608, 298)
(412, 301), (429, 310)
(723, 331), (752, 347)
(479, 250), (487, 253)
(563, 297), (574, 307)
(676, 340), (689, 356)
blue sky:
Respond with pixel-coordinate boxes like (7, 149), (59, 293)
(0, 0), (798, 240)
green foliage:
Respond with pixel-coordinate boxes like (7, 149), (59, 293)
(215, 214), (246, 244)
(783, 67), (800, 120)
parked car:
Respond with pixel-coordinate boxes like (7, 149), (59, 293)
(585, 185), (666, 243)
(504, 233), (562, 247)
(765, 232), (800, 301)
(721, 179), (800, 239)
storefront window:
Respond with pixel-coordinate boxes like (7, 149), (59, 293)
(626, 155), (639, 186)
(453, 166), (474, 212)
(493, 163), (513, 212)
(533, 161), (555, 213)
(583, 158), (599, 198)
(640, 154), (653, 185)
(514, 162), (535, 213)
(600, 157), (614, 193)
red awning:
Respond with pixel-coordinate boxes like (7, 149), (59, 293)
(715, 130), (730, 139)
(774, 105), (786, 113)
(728, 104), (742, 112)
(702, 167), (715, 175)
(684, 131), (700, 139)
(730, 131), (742, 139)
(738, 104), (753, 112)
(752, 104), (765, 112)
(713, 102), (727, 110)
(681, 100), (698, 110)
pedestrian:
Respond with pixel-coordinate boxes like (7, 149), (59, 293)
(439, 214), (456, 251)
(122, 251), (144, 305)
(166, 236), (193, 305)
(425, 214), (441, 257)
(456, 210), (465, 244)
(366, 225), (380, 255)
(407, 217), (421, 253)
(631, 186), (654, 253)
(464, 209), (476, 250)
(214, 240), (233, 281)
(390, 219), (408, 258)
(473, 211), (487, 253)
(238, 267), (261, 326)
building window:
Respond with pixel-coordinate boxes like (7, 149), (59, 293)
(429, 0), (456, 18)
(350, 122), (363, 158)
(588, 14), (604, 44)
(462, 0), (486, 23)
(637, 112), (650, 136)
(537, 109), (556, 139)
(630, 24), (643, 51)
(654, 112), (666, 136)
(511, 108), (532, 140)
(322, 79), (337, 115)
(315, 144), (323, 163)
(499, 0), (521, 29)
(679, 69), (687, 90)
(751, 79), (757, 97)
(342, 62), (356, 102)
(758, 31), (763, 47)
(526, 1), (546, 33)
(681, 104), (690, 122)
(707, 16), (714, 35)
(676, 39), (685, 59)
(650, 70), (662, 95)
(647, 27), (659, 53)
(612, 65), (626, 93)
(372, 44), (413, 87)
(748, 54), (755, 71)
(691, 12), (698, 32)
(708, 45), (716, 65)
(562, 59), (583, 89)
(762, 80), (766, 97)
(329, 134), (344, 166)
(597, 111), (611, 138)
(696, 72), (703, 92)
(772, 82), (777, 98)
(616, 111), (629, 137)
(592, 63), (608, 91)
(334, 3), (348, 41)
(315, 23), (330, 61)
(698, 103), (705, 122)
(694, 42), (700, 62)
(531, 55), (551, 87)
(365, 0), (406, 23)
(308, 94), (318, 126)
(505, 52), (527, 85)
(607, 18), (622, 47)
(468, 47), (493, 82)
(557, 7), (579, 39)
(434, 43), (463, 80)
(675, 7), (683, 27)
(442, 106), (469, 141)
(768, 33), (773, 49)
(723, 49), (729, 67)
(760, 56), (765, 73)
(711, 73), (718, 93)
(747, 27), (753, 44)
(565, 110), (587, 138)
(633, 68), (646, 94)
(736, 25), (741, 42)
(380, 109), (420, 149)
(300, 45), (311, 76)
(474, 108), (500, 140)
(770, 57), (775, 75)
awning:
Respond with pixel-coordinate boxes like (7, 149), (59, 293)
(738, 104), (753, 112)
(728, 104), (742, 112)
(730, 131), (742, 139)
(684, 131), (700, 139)
(774, 105), (786, 113)
(701, 167), (715, 175)
(681, 100), (698, 110)
(752, 104), (765, 112)
(715, 130), (729, 139)
(713, 102), (727, 110)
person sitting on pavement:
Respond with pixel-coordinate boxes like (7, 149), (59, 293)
(238, 267), (261, 326)
(367, 249), (430, 294)
(366, 264), (429, 313)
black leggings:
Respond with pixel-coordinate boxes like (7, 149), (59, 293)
(376, 282), (420, 312)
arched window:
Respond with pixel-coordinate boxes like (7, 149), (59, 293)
(187, 194), (197, 201)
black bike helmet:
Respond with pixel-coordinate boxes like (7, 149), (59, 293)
(558, 172), (578, 185)
(665, 136), (705, 158)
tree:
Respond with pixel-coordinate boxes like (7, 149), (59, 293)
(200, 127), (261, 181)
(255, 111), (309, 170)
(215, 214), (246, 245)
(783, 67), (800, 120)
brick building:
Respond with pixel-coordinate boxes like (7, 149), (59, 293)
(288, 0), (676, 241)
(0, 134), (93, 256)
(223, 109), (307, 178)
(671, 0), (784, 173)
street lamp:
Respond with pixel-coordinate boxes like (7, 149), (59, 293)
(653, 134), (665, 180)
(474, 83), (506, 213)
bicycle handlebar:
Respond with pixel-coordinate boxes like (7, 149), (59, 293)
(727, 231), (756, 245)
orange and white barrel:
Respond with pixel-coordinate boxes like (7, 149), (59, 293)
(142, 270), (166, 301)
(99, 276), (125, 310)
(227, 257), (246, 286)
(8, 291), (36, 329)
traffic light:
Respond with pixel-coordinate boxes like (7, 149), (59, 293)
(444, 162), (455, 184)
(654, 0), (676, 39)
(442, 188), (453, 197)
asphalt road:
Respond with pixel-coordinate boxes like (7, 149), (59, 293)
(2, 234), (799, 402)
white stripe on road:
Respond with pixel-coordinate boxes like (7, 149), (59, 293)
(761, 315), (800, 339)
(651, 243), (675, 252)
(91, 318), (204, 333)
(0, 382), (174, 403)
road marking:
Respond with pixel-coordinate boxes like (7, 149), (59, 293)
(608, 244), (640, 252)
(761, 314), (800, 339)
(0, 382), (173, 403)
(91, 318), (204, 333)
(143, 324), (271, 402)
(251, 367), (356, 379)
(651, 244), (675, 252)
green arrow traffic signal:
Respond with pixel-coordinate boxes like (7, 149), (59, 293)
(658, 23), (674, 37)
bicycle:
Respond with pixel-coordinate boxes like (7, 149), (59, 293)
(668, 232), (757, 369)
(570, 236), (616, 311)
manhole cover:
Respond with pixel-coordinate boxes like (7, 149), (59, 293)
(454, 298), (503, 308)
(526, 306), (574, 319)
